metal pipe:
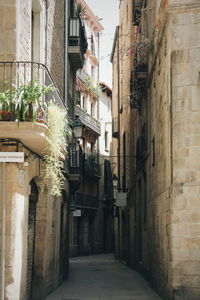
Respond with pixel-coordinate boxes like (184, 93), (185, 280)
(64, 0), (68, 106)
(1, 162), (6, 300)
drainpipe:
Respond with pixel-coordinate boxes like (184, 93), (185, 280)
(64, 0), (68, 106)
(117, 29), (120, 191)
(45, 0), (49, 65)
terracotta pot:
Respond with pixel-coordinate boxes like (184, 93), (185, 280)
(37, 107), (46, 123)
(0, 110), (12, 121)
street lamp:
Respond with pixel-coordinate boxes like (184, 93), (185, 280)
(73, 116), (83, 139)
(112, 174), (118, 189)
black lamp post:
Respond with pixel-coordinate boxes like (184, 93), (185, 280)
(112, 174), (118, 190)
(73, 116), (83, 139)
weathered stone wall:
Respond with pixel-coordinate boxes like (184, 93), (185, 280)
(47, 0), (65, 98)
(143, 1), (200, 298)
(169, 5), (200, 298)
(0, 0), (68, 298)
(0, 0), (17, 61)
(0, 0), (65, 97)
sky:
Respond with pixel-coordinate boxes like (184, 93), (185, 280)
(86, 0), (119, 87)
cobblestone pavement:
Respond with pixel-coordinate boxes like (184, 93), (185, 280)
(45, 254), (162, 300)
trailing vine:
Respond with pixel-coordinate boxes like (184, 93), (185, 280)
(44, 102), (70, 196)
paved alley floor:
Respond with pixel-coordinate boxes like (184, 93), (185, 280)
(45, 254), (162, 300)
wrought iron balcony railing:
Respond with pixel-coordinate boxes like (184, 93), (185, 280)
(84, 156), (100, 179)
(133, 0), (143, 26)
(68, 18), (88, 69)
(76, 192), (98, 209)
(75, 105), (101, 136)
(67, 92), (74, 125)
(76, 69), (101, 97)
(0, 61), (66, 115)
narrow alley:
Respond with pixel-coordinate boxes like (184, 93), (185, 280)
(46, 254), (161, 300)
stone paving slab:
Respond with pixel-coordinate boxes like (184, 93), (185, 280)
(45, 254), (162, 300)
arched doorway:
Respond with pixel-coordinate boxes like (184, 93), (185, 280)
(27, 179), (38, 300)
(59, 191), (69, 283)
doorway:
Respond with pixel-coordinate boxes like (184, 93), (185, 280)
(26, 180), (38, 299)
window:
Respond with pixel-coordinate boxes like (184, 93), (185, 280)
(83, 96), (86, 110)
(31, 0), (42, 62)
(91, 35), (95, 56)
(105, 131), (108, 150)
(91, 102), (94, 117)
(152, 136), (156, 167)
(122, 132), (126, 191)
(91, 66), (94, 79)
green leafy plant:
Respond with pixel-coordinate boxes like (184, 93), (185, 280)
(75, 2), (85, 17)
(14, 80), (53, 121)
(44, 102), (70, 196)
(0, 87), (16, 121)
(135, 33), (153, 67)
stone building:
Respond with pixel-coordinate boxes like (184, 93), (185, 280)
(68, 0), (104, 256)
(110, 0), (136, 263)
(0, 0), (87, 299)
(98, 82), (113, 253)
(111, 0), (200, 299)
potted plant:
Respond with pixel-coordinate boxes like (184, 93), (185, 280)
(0, 89), (16, 121)
(14, 80), (52, 122)
(75, 2), (85, 18)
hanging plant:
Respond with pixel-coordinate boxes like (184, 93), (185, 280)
(43, 102), (70, 196)
(135, 33), (153, 69)
(75, 2), (85, 18)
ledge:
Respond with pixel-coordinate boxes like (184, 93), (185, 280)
(0, 122), (67, 159)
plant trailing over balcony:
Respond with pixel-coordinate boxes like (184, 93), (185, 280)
(43, 102), (70, 197)
(135, 33), (153, 70)
(82, 74), (102, 96)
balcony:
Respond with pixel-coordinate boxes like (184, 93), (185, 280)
(69, 144), (84, 192)
(67, 92), (74, 126)
(76, 192), (99, 209)
(84, 156), (100, 179)
(68, 17), (88, 69)
(133, 0), (143, 26)
(0, 61), (67, 158)
(75, 105), (101, 138)
(112, 117), (118, 138)
(76, 69), (101, 98)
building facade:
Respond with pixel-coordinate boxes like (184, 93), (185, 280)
(0, 0), (86, 299)
(68, 0), (104, 257)
(112, 0), (200, 299)
(98, 82), (113, 253)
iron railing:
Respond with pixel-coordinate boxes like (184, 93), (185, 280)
(133, 0), (143, 25)
(68, 17), (88, 56)
(84, 156), (100, 178)
(75, 105), (101, 136)
(76, 69), (100, 97)
(76, 192), (98, 209)
(67, 92), (74, 125)
(0, 61), (66, 111)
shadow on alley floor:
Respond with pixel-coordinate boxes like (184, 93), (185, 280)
(45, 253), (162, 300)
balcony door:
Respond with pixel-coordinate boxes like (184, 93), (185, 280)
(27, 180), (38, 300)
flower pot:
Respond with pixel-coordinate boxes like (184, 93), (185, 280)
(37, 107), (46, 123)
(0, 110), (12, 121)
